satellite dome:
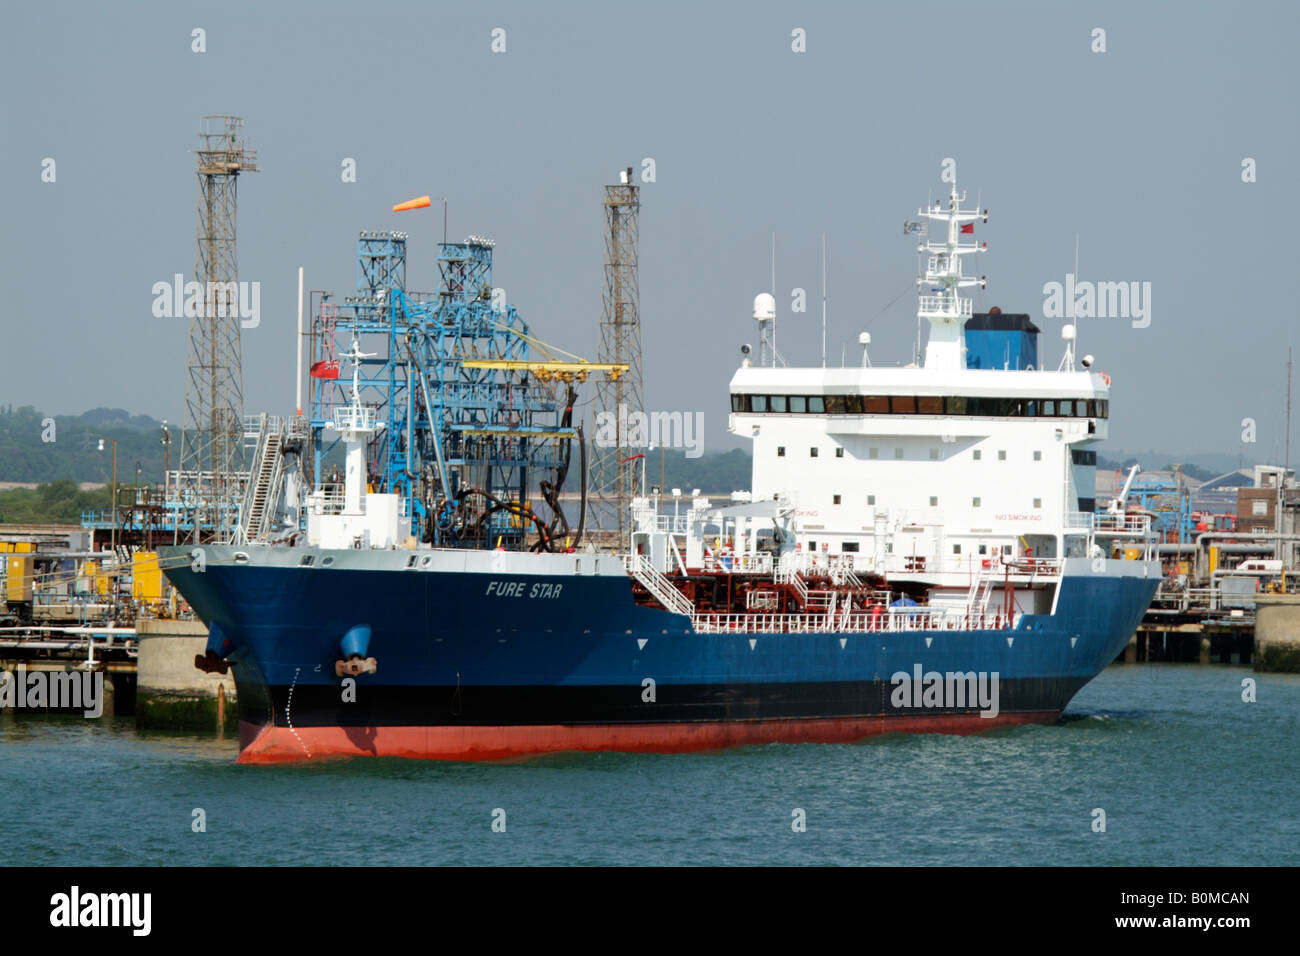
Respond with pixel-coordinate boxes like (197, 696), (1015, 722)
(753, 292), (776, 321)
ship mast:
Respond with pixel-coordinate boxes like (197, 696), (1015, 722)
(915, 179), (987, 369)
(332, 336), (381, 516)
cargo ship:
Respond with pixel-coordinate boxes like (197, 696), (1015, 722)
(160, 176), (1159, 762)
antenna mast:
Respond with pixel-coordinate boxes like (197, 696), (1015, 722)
(821, 233), (827, 368)
(914, 177), (987, 370)
(1287, 345), (1293, 475)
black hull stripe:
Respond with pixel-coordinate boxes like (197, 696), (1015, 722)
(243, 678), (1090, 728)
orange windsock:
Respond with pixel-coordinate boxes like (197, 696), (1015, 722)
(392, 195), (432, 212)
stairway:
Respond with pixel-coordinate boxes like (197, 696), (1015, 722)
(625, 554), (695, 617)
(241, 431), (281, 541)
(966, 565), (996, 618)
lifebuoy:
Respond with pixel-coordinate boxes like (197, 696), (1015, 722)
(1101, 372), (1111, 386)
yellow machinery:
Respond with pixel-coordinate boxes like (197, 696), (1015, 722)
(132, 551), (163, 602)
(5, 554), (33, 603)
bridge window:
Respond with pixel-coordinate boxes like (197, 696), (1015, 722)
(810, 447), (819, 458)
(777, 446), (785, 457)
(833, 494), (842, 505)
(737, 393), (1107, 419)
(835, 447), (844, 458)
(973, 449), (981, 460)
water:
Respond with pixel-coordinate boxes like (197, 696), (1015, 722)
(2, 664), (1297, 866)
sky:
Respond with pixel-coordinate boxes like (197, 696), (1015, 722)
(3, 0), (1297, 464)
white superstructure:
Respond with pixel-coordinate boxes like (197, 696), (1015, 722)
(706, 175), (1151, 591)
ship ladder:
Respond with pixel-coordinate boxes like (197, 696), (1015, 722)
(965, 565), (997, 626)
(625, 554), (695, 618)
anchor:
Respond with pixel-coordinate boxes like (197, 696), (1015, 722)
(194, 622), (234, 674)
(334, 624), (377, 677)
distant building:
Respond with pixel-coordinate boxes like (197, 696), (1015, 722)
(1235, 467), (1300, 568)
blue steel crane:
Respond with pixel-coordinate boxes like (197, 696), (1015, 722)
(308, 230), (622, 550)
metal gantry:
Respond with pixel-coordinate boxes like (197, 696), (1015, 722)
(591, 168), (644, 549)
(177, 115), (258, 542)
(308, 232), (589, 550)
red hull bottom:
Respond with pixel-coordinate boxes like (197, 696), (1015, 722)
(236, 712), (1060, 763)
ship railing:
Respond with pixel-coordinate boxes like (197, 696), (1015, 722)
(1064, 512), (1095, 532)
(702, 552), (774, 574)
(691, 609), (1018, 634)
(330, 404), (376, 432)
(879, 555), (1064, 579)
(777, 551), (842, 576)
(311, 485), (347, 515)
(1093, 513), (1152, 535)
(649, 514), (689, 534)
(1000, 557), (1063, 577)
(917, 295), (973, 318)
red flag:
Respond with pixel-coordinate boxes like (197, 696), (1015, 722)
(961, 223), (974, 234)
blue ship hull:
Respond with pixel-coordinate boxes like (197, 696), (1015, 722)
(159, 546), (1157, 761)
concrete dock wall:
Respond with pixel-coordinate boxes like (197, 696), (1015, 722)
(1254, 595), (1300, 673)
(135, 619), (236, 730)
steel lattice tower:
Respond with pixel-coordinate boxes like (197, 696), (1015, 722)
(591, 170), (643, 549)
(178, 115), (258, 542)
